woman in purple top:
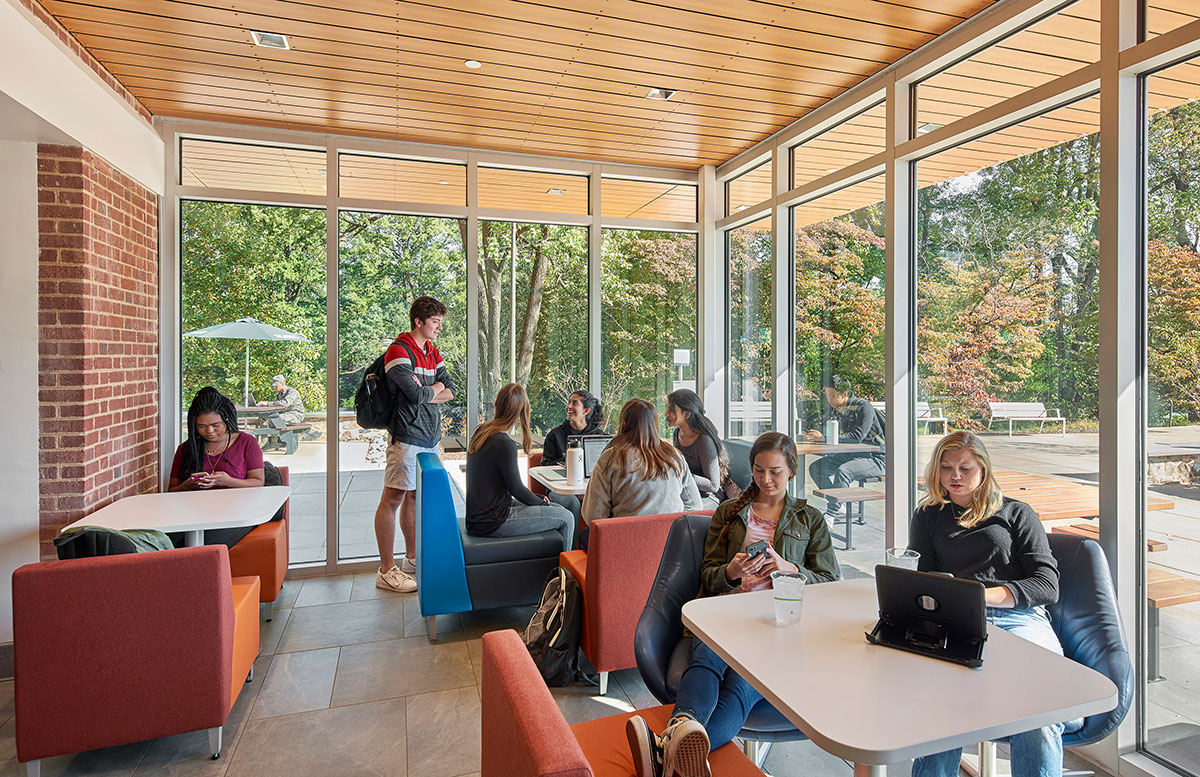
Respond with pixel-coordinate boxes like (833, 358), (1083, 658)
(167, 387), (265, 547)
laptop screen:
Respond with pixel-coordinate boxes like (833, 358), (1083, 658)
(569, 435), (612, 478)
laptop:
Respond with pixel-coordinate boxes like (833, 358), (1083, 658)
(549, 434), (613, 479)
(247, 391), (258, 406)
(865, 565), (988, 668)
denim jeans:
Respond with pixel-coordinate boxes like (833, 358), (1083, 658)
(672, 639), (765, 751)
(489, 500), (574, 552)
(808, 453), (885, 516)
(912, 606), (1065, 777)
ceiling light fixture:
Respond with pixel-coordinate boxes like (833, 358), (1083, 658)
(250, 31), (290, 50)
(464, 59), (482, 69)
(645, 88), (677, 101)
(916, 122), (943, 134)
(436, 180), (449, 185)
(546, 188), (566, 195)
(736, 204), (749, 211)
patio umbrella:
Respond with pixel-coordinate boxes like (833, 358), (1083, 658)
(183, 317), (309, 405)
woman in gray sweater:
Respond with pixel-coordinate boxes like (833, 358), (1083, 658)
(580, 398), (702, 546)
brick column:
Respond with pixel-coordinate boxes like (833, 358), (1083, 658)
(38, 144), (159, 558)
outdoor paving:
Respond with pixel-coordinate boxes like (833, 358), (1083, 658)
(270, 426), (1200, 763)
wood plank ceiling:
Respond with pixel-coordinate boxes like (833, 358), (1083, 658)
(39, 0), (998, 171)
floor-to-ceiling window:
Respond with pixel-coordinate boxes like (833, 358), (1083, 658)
(727, 215), (773, 439)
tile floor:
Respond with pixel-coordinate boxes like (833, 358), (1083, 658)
(0, 573), (1118, 777)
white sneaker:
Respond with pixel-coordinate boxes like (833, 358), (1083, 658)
(626, 714), (665, 777)
(660, 717), (710, 777)
(376, 565), (417, 593)
(400, 556), (417, 575)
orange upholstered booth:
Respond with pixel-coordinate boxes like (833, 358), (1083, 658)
(228, 464), (290, 611)
(480, 628), (759, 777)
(13, 546), (259, 773)
(559, 510), (712, 694)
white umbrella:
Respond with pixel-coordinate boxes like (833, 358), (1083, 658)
(183, 317), (309, 405)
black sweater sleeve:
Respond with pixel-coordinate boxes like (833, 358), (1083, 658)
(499, 435), (543, 506)
(541, 425), (566, 466)
(1003, 501), (1059, 608)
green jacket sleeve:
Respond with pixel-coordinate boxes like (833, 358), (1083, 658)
(699, 503), (741, 595)
(795, 505), (839, 583)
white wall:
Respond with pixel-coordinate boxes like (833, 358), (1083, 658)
(0, 140), (43, 643)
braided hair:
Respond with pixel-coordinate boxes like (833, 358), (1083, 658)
(719, 432), (798, 538)
(180, 386), (240, 476)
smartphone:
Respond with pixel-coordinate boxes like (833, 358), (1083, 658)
(744, 540), (768, 559)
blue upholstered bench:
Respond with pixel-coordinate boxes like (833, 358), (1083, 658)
(414, 452), (562, 641)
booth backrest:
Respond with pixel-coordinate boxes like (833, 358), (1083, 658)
(724, 437), (754, 490)
(415, 452), (473, 617)
(481, 629), (592, 777)
(14, 546), (236, 762)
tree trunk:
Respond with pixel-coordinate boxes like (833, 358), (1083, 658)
(516, 224), (550, 385)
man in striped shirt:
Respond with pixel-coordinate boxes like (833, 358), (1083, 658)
(374, 296), (456, 593)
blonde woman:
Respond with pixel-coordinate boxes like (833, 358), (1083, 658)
(909, 430), (1062, 777)
(466, 383), (574, 551)
(580, 398), (702, 549)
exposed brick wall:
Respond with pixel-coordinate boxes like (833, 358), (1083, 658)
(14, 0), (152, 125)
(38, 144), (160, 559)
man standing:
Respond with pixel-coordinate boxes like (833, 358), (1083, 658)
(374, 296), (455, 593)
(257, 375), (306, 426)
(806, 375), (886, 522)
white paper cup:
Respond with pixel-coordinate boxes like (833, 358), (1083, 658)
(770, 571), (806, 627)
(885, 548), (920, 570)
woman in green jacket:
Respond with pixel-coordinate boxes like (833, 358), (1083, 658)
(626, 432), (838, 777)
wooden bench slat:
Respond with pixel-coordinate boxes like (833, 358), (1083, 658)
(1148, 579), (1200, 608)
(1052, 523), (1168, 551)
(812, 487), (886, 501)
(1148, 568), (1184, 584)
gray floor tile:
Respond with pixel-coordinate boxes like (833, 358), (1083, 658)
(275, 580), (302, 611)
(405, 687), (480, 777)
(251, 648), (340, 720)
(457, 606), (533, 640)
(611, 667), (660, 711)
(294, 576), (354, 608)
(17, 740), (153, 777)
(549, 681), (636, 726)
(331, 636), (475, 707)
(403, 597), (463, 640)
(465, 639), (483, 688)
(761, 737), (854, 777)
(226, 698), (406, 777)
(276, 597), (407, 653)
(0, 718), (12, 763)
(340, 489), (384, 513)
(0, 683), (14, 724)
(259, 608), (292, 656)
(350, 572), (401, 601)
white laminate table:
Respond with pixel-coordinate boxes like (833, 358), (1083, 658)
(61, 486), (292, 547)
(529, 465), (588, 496)
(682, 580), (1117, 777)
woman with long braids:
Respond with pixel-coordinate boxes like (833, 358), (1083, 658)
(167, 386), (266, 546)
(625, 432), (837, 777)
(666, 388), (738, 507)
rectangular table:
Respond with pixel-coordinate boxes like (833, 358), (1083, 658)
(62, 486), (292, 547)
(682, 581), (1117, 777)
(529, 464), (588, 496)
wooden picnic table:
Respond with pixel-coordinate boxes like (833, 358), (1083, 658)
(991, 471), (1175, 522)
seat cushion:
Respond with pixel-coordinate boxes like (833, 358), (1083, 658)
(459, 526), (563, 565)
(228, 519), (288, 603)
(572, 704), (762, 777)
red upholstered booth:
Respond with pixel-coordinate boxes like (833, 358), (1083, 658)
(13, 546), (259, 775)
(481, 628), (759, 777)
(559, 510), (712, 695)
(527, 452), (548, 496)
(228, 464), (290, 612)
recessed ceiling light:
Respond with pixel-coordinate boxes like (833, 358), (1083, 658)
(645, 88), (677, 101)
(464, 59), (482, 69)
(436, 180), (449, 185)
(546, 188), (566, 195)
(917, 122), (943, 134)
(250, 31), (290, 50)
(736, 204), (749, 211)
(825, 167), (838, 173)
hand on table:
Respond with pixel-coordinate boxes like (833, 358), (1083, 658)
(805, 429), (823, 440)
(255, 400), (268, 406)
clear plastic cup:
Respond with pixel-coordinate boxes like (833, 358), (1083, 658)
(770, 571), (806, 627)
(885, 548), (920, 570)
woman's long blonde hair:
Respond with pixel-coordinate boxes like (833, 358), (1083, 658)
(605, 398), (683, 479)
(469, 383), (533, 454)
(919, 430), (1004, 529)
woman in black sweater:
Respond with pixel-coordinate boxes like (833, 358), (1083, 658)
(466, 383), (574, 552)
(540, 389), (605, 524)
(908, 430), (1062, 777)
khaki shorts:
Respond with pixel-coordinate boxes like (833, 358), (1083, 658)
(384, 440), (438, 491)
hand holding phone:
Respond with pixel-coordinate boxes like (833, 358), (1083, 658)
(744, 540), (768, 560)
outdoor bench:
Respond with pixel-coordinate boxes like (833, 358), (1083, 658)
(987, 401), (1066, 436)
(246, 422), (311, 455)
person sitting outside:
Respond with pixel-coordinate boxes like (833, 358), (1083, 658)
(167, 386), (265, 547)
(666, 388), (738, 508)
(805, 374), (886, 523)
(625, 432), (837, 777)
(466, 383), (574, 552)
(580, 398), (702, 549)
(257, 374), (306, 426)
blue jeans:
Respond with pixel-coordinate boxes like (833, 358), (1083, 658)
(489, 500), (574, 552)
(672, 640), (765, 751)
(912, 606), (1065, 777)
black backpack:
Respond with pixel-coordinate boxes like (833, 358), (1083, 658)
(354, 339), (414, 430)
(522, 567), (585, 686)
